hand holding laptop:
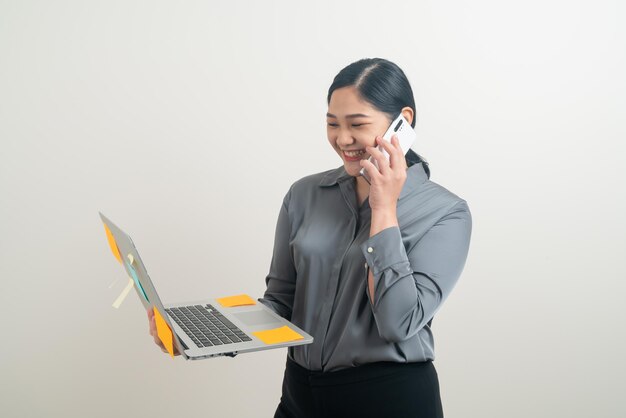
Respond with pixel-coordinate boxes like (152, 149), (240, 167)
(148, 308), (180, 356)
(100, 212), (313, 360)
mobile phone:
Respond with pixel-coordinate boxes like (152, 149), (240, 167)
(359, 113), (416, 184)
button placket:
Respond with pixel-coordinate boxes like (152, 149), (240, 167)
(316, 179), (362, 371)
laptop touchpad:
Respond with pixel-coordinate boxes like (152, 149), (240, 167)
(233, 310), (282, 326)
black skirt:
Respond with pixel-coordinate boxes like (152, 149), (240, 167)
(274, 356), (444, 418)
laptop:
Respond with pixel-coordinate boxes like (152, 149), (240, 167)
(99, 212), (313, 360)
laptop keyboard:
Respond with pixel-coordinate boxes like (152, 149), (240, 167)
(165, 304), (252, 348)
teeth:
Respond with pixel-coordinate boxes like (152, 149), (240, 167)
(345, 150), (365, 157)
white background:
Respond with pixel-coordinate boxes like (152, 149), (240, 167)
(1, 1), (624, 417)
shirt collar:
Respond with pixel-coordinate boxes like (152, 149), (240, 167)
(318, 162), (429, 199)
(318, 166), (352, 187)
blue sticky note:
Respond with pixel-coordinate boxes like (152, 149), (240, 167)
(125, 260), (149, 303)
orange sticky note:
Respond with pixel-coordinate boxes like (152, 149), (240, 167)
(103, 223), (122, 264)
(153, 307), (174, 358)
(217, 294), (257, 307)
(252, 325), (304, 345)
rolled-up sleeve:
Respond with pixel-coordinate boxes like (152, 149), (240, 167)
(361, 200), (472, 343)
(257, 187), (297, 320)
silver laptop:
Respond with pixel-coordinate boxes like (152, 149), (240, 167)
(100, 212), (313, 360)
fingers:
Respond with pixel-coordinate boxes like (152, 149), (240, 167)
(147, 308), (165, 350)
(149, 317), (162, 345)
(148, 307), (180, 355)
(362, 135), (406, 182)
(360, 157), (381, 182)
(376, 135), (405, 171)
(149, 313), (156, 335)
(366, 139), (391, 177)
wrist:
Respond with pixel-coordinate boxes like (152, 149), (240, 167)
(370, 208), (398, 236)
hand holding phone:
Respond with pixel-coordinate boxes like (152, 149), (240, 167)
(359, 113), (416, 184)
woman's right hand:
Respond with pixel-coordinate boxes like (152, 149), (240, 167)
(147, 308), (181, 356)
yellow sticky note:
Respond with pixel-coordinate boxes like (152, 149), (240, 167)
(153, 307), (174, 358)
(252, 325), (304, 345)
(217, 294), (257, 307)
(103, 223), (122, 264)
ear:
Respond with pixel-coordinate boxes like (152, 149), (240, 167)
(400, 107), (414, 126)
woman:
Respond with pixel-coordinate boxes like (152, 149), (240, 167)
(149, 57), (472, 417)
(258, 58), (472, 417)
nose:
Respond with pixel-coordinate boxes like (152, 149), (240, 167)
(336, 129), (356, 148)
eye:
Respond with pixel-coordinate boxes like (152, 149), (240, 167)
(326, 123), (368, 128)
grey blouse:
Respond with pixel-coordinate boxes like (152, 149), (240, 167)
(258, 160), (472, 372)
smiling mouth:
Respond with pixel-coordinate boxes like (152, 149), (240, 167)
(343, 150), (366, 158)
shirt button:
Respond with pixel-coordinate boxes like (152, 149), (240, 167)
(364, 262), (368, 269)
(367, 247), (373, 253)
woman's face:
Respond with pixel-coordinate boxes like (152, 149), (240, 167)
(326, 86), (394, 177)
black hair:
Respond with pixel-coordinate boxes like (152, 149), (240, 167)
(326, 58), (430, 178)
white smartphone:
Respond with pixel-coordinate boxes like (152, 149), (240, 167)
(359, 113), (417, 184)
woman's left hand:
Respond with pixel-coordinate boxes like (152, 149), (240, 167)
(360, 134), (408, 213)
